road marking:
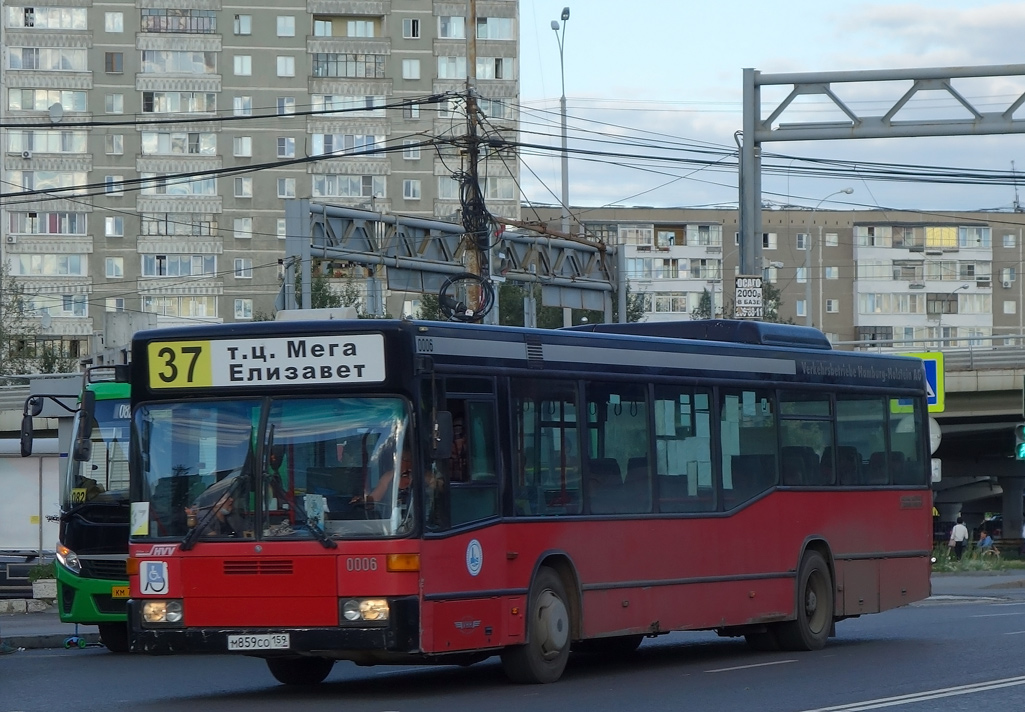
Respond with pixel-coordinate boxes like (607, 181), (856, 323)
(1003, 630), (1025, 635)
(797, 675), (1025, 711)
(706, 659), (797, 673)
(969, 611), (1025, 618)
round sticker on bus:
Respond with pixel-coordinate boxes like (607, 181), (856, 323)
(466, 539), (483, 577)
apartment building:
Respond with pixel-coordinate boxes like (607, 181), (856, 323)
(529, 206), (1025, 347)
(1, 0), (520, 356)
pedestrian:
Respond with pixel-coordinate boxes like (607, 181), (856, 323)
(949, 516), (970, 560)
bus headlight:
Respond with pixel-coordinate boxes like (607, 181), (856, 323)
(55, 543), (81, 575)
(340, 598), (389, 623)
(141, 600), (183, 626)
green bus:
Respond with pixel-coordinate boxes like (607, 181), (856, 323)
(22, 366), (131, 651)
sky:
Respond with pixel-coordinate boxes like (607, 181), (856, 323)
(515, 1), (1025, 215)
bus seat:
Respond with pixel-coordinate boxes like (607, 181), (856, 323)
(836, 446), (861, 485)
(866, 451), (888, 484)
(622, 457), (651, 512)
(781, 446), (817, 485)
(588, 457), (622, 514)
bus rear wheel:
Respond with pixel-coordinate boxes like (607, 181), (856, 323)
(776, 551), (833, 651)
(266, 656), (335, 685)
(98, 623), (130, 653)
(501, 567), (571, 683)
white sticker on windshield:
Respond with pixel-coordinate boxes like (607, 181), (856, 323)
(130, 502), (150, 536)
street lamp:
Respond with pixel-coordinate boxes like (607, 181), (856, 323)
(551, 7), (570, 236)
(939, 283), (970, 348)
(805, 187), (853, 328)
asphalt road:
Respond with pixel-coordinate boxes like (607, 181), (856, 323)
(4, 581), (1025, 712)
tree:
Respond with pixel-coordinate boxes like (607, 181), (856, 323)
(0, 261), (43, 378)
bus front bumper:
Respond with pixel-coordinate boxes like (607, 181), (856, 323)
(127, 598), (419, 656)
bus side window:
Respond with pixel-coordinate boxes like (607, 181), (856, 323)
(655, 386), (714, 513)
(511, 379), (581, 516)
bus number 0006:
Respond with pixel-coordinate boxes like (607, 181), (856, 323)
(346, 557), (378, 572)
(416, 338), (434, 353)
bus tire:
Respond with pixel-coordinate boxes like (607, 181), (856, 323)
(501, 567), (571, 683)
(776, 551), (833, 651)
(266, 656), (335, 685)
(98, 623), (130, 653)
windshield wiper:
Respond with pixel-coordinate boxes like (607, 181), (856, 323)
(180, 468), (247, 551)
(265, 424), (336, 549)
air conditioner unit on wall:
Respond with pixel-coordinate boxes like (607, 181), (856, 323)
(20, 150), (31, 159)
(6, 235), (17, 244)
(1003, 280), (1013, 288)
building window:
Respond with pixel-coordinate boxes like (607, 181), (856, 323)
(825, 266), (838, 280)
(311, 53), (385, 79)
(277, 137), (295, 158)
(105, 12), (123, 32)
(235, 298), (253, 319)
(105, 257), (124, 278)
(234, 14), (251, 35)
(826, 299), (839, 313)
(233, 136), (252, 157)
(277, 219), (287, 238)
(277, 97), (295, 115)
(347, 20), (374, 36)
(104, 52), (123, 73)
(796, 233), (808, 251)
(825, 233), (838, 247)
(438, 56), (466, 79)
(1001, 267), (1017, 285)
(106, 298), (125, 312)
(276, 16), (295, 36)
(439, 16), (465, 38)
(234, 258), (253, 279)
(403, 180), (421, 200)
(105, 216), (124, 237)
(1004, 234), (1016, 248)
(276, 56), (295, 77)
(958, 225), (991, 248)
(105, 134), (123, 155)
(105, 176), (124, 196)
(402, 59), (420, 80)
(234, 217), (253, 238)
(476, 57), (510, 80)
(1005, 300), (1017, 315)
(796, 267), (807, 283)
(796, 300), (806, 317)
(403, 103), (420, 119)
(277, 178), (295, 198)
(234, 96), (252, 116)
(142, 91), (215, 114)
(105, 94), (124, 114)
(234, 176), (252, 197)
(476, 17), (514, 40)
(763, 232), (777, 250)
(402, 18), (420, 39)
(234, 55), (252, 76)
(402, 140), (421, 159)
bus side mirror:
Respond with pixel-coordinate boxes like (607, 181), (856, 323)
(20, 414), (34, 457)
(73, 437), (93, 462)
(28, 396), (43, 417)
(432, 411), (453, 460)
(80, 390), (96, 439)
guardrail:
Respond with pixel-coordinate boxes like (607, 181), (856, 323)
(839, 336), (1025, 371)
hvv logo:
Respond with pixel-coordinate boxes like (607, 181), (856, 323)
(137, 544), (178, 556)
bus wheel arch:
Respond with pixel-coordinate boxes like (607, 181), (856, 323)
(501, 556), (578, 684)
(776, 544), (834, 651)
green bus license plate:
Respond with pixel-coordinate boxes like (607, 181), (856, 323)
(111, 586), (130, 599)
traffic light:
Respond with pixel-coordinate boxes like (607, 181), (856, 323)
(1015, 423), (1025, 460)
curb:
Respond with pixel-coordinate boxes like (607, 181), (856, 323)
(4, 633), (103, 651)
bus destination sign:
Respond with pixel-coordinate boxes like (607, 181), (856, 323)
(734, 275), (763, 320)
(147, 335), (386, 389)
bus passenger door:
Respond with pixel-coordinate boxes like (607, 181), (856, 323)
(420, 398), (512, 654)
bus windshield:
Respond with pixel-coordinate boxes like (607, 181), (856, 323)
(135, 396), (414, 541)
(66, 397), (131, 508)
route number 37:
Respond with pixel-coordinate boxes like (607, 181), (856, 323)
(148, 341), (212, 388)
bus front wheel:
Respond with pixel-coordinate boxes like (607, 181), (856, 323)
(266, 656), (335, 685)
(776, 551), (833, 651)
(501, 567), (571, 684)
(98, 623), (130, 653)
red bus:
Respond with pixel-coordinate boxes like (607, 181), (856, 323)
(127, 318), (932, 685)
